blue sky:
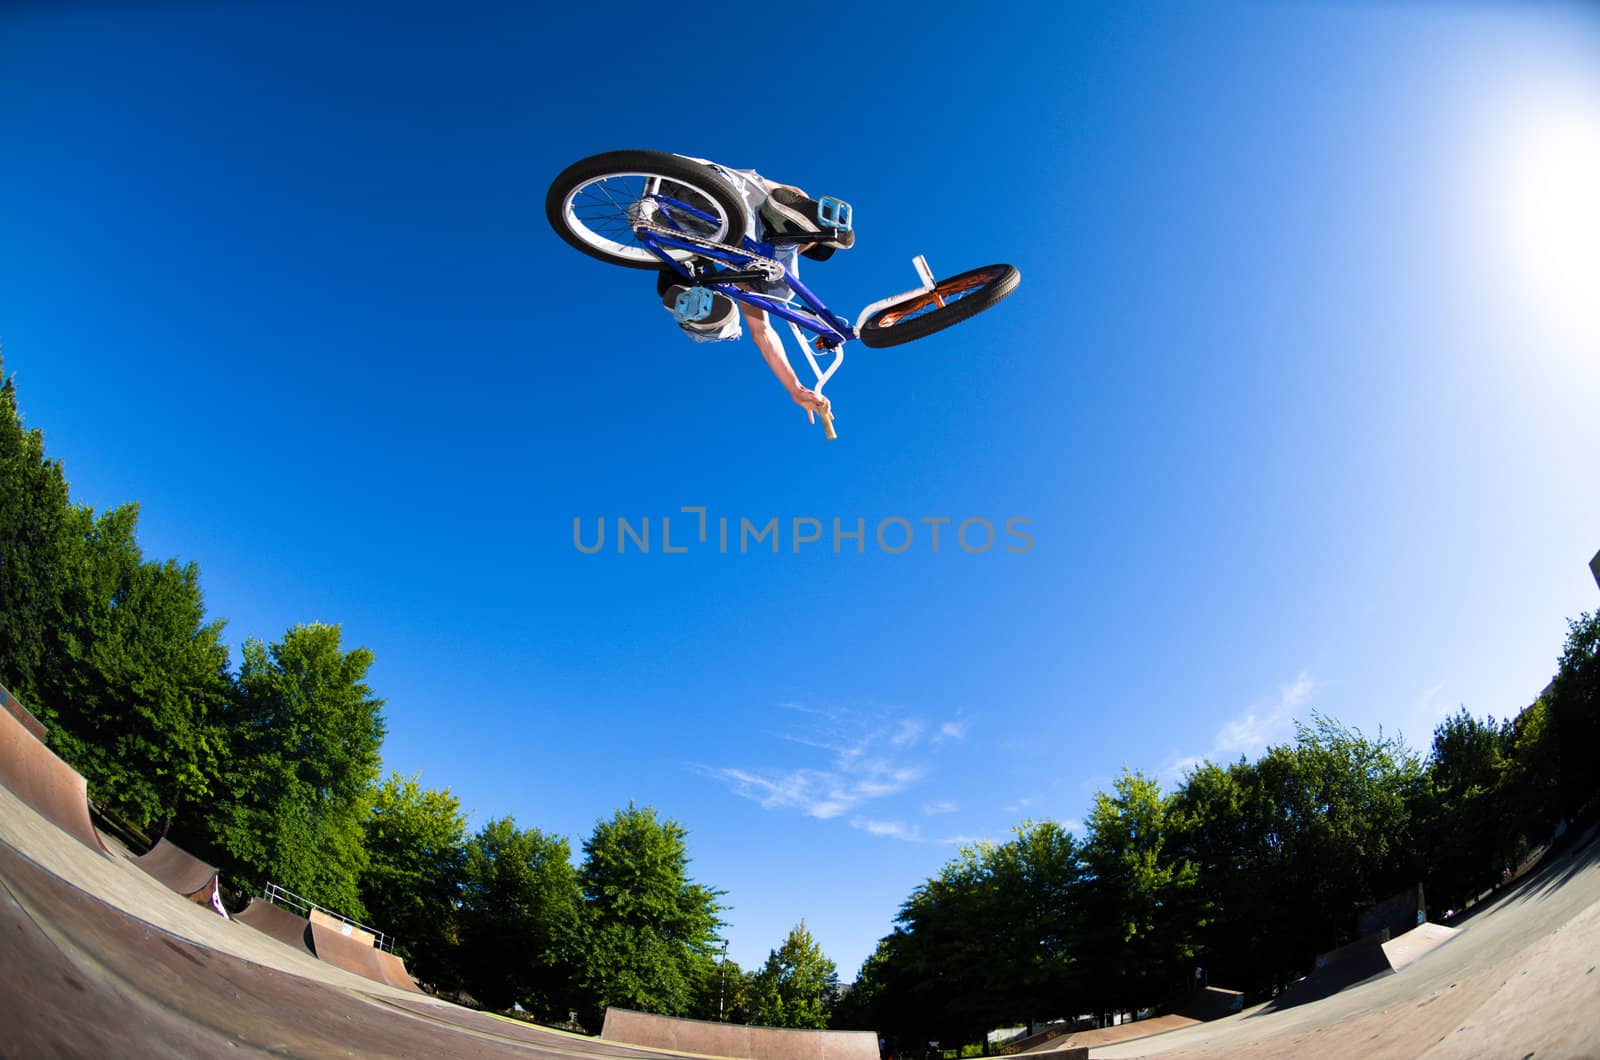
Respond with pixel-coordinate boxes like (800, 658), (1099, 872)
(3, 1), (1598, 978)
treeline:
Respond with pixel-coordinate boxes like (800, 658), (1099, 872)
(5, 360), (1597, 1041)
(0, 362), (848, 1029)
(832, 618), (1600, 1048)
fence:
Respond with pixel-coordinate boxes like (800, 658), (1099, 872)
(260, 881), (397, 953)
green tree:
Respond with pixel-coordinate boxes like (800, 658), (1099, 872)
(457, 816), (582, 1016)
(830, 938), (890, 1031)
(0, 360), (76, 707)
(575, 804), (725, 1028)
(43, 504), (233, 829)
(1544, 611), (1600, 820)
(205, 623), (384, 915)
(861, 820), (1085, 1047)
(749, 921), (838, 1029)
(1080, 770), (1198, 1011)
(689, 952), (752, 1023)
(360, 771), (468, 988)
(1413, 709), (1521, 911)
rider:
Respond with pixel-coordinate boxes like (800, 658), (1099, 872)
(658, 158), (853, 421)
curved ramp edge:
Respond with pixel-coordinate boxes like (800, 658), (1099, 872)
(136, 838), (220, 902)
(236, 897), (316, 957)
(601, 1007), (880, 1060)
(0, 697), (109, 854)
(309, 911), (398, 990)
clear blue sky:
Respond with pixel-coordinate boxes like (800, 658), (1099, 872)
(3, 1), (1597, 978)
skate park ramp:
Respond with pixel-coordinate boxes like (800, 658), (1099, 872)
(0, 836), (668, 1058)
(1090, 833), (1600, 1059)
(0, 692), (110, 854)
(0, 681), (47, 741)
(308, 908), (422, 992)
(602, 1007), (881, 1060)
(1263, 928), (1398, 1011)
(135, 836), (222, 904)
(237, 895), (317, 956)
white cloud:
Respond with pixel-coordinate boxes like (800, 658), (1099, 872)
(849, 817), (993, 847)
(698, 705), (964, 828)
(1157, 672), (1316, 784)
(922, 800), (959, 816)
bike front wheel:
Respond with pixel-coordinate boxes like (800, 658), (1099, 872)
(546, 150), (752, 270)
(856, 264), (1021, 348)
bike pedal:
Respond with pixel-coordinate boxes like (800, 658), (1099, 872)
(673, 286), (716, 323)
(817, 196), (852, 232)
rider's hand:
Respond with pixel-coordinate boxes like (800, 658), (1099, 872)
(791, 386), (831, 421)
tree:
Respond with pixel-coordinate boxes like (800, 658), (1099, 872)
(457, 816), (582, 1016)
(859, 820), (1086, 1048)
(204, 623), (384, 915)
(42, 504), (233, 829)
(689, 951), (752, 1023)
(0, 359), (75, 707)
(1413, 709), (1520, 911)
(575, 804), (725, 1028)
(749, 921), (838, 1029)
(1079, 770), (1198, 1012)
(1544, 611), (1600, 820)
(360, 772), (468, 988)
(0, 361), (230, 829)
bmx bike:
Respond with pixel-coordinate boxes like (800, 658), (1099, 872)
(546, 150), (1020, 439)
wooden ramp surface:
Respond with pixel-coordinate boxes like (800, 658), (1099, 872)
(0, 697), (109, 855)
(601, 1007), (880, 1060)
(135, 838), (220, 902)
(236, 897), (315, 956)
(308, 910), (420, 992)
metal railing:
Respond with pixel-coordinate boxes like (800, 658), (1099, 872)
(261, 881), (397, 953)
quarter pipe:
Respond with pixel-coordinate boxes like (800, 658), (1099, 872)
(135, 837), (221, 904)
(308, 909), (421, 993)
(0, 693), (109, 854)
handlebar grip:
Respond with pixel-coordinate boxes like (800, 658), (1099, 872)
(821, 409), (836, 441)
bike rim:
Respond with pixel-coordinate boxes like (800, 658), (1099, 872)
(873, 269), (1005, 327)
(561, 171), (738, 264)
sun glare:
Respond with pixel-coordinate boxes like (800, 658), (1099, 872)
(1489, 77), (1600, 364)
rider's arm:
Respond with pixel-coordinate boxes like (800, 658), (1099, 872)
(740, 303), (830, 417)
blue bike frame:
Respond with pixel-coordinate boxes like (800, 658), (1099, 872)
(637, 195), (855, 349)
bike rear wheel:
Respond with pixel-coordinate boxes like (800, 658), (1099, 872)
(856, 264), (1021, 348)
(546, 150), (752, 270)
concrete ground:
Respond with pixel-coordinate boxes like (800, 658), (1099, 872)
(1094, 832), (1600, 1059)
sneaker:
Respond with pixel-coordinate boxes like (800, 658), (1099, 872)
(661, 283), (737, 331)
(760, 188), (855, 262)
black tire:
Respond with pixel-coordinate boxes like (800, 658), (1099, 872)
(546, 150), (752, 270)
(856, 264), (1021, 348)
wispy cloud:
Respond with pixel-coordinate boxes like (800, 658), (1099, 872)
(697, 705), (967, 826)
(848, 816), (988, 847)
(1157, 672), (1316, 784)
(922, 800), (959, 816)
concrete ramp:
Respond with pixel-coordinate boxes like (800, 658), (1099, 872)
(135, 838), (220, 904)
(1381, 920), (1459, 971)
(601, 1007), (880, 1060)
(308, 909), (420, 993)
(0, 683), (47, 742)
(0, 693), (109, 855)
(374, 947), (423, 992)
(236, 897), (316, 957)
(1265, 929), (1394, 1012)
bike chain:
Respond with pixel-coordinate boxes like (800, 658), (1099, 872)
(634, 212), (787, 284)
